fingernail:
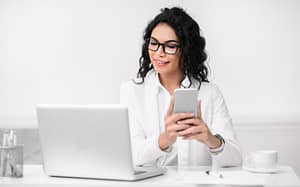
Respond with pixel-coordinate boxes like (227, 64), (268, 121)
(189, 113), (194, 116)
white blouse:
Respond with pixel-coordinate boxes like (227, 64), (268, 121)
(120, 70), (242, 167)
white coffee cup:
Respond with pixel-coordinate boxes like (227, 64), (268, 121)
(244, 150), (278, 170)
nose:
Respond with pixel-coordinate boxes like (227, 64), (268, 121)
(154, 45), (166, 57)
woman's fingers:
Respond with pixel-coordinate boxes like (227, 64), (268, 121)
(165, 123), (191, 139)
(167, 124), (190, 132)
(178, 123), (211, 143)
(164, 112), (196, 140)
(177, 118), (202, 126)
(166, 113), (194, 125)
(164, 98), (200, 143)
(178, 125), (202, 136)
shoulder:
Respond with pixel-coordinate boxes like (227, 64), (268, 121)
(120, 70), (156, 91)
(120, 79), (145, 93)
(198, 82), (224, 99)
(120, 80), (142, 99)
(120, 70), (157, 102)
(120, 79), (138, 90)
(120, 71), (156, 106)
(199, 82), (221, 93)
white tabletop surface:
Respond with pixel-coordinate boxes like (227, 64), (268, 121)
(0, 165), (300, 187)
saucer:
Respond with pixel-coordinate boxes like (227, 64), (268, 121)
(243, 165), (280, 173)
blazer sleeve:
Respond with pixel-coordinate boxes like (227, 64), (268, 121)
(210, 85), (243, 167)
(120, 82), (168, 166)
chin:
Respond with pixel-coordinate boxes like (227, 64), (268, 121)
(153, 68), (172, 75)
(152, 63), (178, 76)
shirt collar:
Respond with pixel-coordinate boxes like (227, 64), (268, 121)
(154, 71), (197, 91)
(154, 72), (166, 93)
(180, 76), (192, 88)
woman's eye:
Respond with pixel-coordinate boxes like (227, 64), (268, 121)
(166, 45), (177, 49)
(150, 42), (158, 46)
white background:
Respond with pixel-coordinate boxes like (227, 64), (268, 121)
(1, 0), (300, 128)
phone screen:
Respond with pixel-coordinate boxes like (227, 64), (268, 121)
(173, 88), (198, 117)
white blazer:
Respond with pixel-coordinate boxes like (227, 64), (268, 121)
(120, 70), (242, 167)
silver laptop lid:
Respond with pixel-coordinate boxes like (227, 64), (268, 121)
(37, 104), (136, 180)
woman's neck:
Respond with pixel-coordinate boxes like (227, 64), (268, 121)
(159, 72), (183, 95)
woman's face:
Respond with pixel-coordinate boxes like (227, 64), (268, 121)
(148, 23), (181, 76)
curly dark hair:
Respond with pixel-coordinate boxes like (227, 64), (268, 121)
(136, 7), (209, 88)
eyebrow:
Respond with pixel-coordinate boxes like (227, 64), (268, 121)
(150, 37), (180, 43)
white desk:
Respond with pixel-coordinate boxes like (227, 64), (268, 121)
(0, 165), (299, 187)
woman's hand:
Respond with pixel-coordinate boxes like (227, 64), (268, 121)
(159, 96), (194, 150)
(177, 100), (222, 149)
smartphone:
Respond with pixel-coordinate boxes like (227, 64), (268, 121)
(173, 88), (198, 117)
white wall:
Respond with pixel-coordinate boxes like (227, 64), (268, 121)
(0, 0), (300, 128)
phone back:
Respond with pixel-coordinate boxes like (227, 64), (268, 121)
(173, 88), (198, 116)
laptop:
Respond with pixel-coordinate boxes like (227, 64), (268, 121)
(36, 104), (167, 181)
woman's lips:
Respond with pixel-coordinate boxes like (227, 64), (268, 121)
(154, 60), (170, 66)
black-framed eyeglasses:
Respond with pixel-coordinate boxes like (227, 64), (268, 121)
(146, 37), (181, 55)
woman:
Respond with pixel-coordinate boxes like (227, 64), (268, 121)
(120, 7), (242, 167)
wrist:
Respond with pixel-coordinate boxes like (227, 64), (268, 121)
(207, 134), (222, 149)
(159, 133), (172, 150)
(208, 134), (225, 155)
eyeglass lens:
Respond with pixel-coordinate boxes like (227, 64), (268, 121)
(147, 38), (180, 55)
